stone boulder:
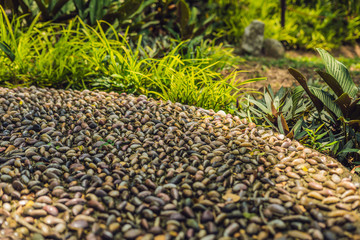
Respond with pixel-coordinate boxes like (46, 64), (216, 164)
(241, 20), (265, 56)
(263, 38), (285, 58)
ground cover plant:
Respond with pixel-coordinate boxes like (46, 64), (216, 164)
(242, 48), (360, 169)
(0, 6), (262, 113)
(289, 49), (360, 166)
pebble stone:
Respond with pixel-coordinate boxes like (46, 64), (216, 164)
(0, 87), (360, 239)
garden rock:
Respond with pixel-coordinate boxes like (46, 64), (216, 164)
(241, 20), (265, 56)
(263, 38), (285, 58)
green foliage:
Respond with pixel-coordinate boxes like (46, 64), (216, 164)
(239, 85), (312, 137)
(1, 0), (217, 45)
(174, 0), (215, 41)
(289, 49), (360, 127)
(0, 41), (14, 61)
(288, 48), (360, 162)
(1, 0), (153, 26)
(209, 0), (360, 50)
(300, 124), (338, 153)
(238, 83), (346, 159)
(146, 57), (263, 112)
(0, 7), (259, 113)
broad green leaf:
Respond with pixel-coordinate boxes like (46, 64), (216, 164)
(288, 68), (324, 113)
(89, 0), (104, 25)
(177, 0), (190, 37)
(291, 86), (304, 115)
(0, 41), (15, 62)
(292, 118), (304, 139)
(277, 115), (285, 134)
(309, 86), (342, 118)
(119, 0), (144, 18)
(316, 70), (343, 97)
(247, 99), (269, 114)
(317, 48), (358, 98)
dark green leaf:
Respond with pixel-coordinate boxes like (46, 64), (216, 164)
(348, 98), (360, 119)
(89, 0), (104, 25)
(292, 118), (304, 139)
(119, 0), (143, 18)
(73, 0), (86, 19)
(291, 86), (304, 115)
(177, 0), (190, 38)
(309, 86), (342, 118)
(34, 0), (49, 20)
(277, 115), (285, 134)
(334, 93), (352, 116)
(316, 70), (343, 97)
(103, 0), (144, 24)
(339, 116), (360, 128)
(0, 41), (15, 62)
(288, 68), (324, 113)
(51, 0), (71, 18)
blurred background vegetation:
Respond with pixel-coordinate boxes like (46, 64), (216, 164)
(1, 0), (360, 49)
(0, 0), (359, 168)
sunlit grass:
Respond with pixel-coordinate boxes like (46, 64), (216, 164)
(0, 6), (262, 112)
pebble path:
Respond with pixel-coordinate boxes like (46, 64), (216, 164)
(0, 86), (360, 240)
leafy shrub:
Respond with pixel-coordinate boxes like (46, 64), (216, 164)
(209, 0), (360, 50)
(239, 85), (308, 137)
(1, 0), (217, 46)
(289, 48), (360, 162)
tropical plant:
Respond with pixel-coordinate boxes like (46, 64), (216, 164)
(288, 48), (360, 162)
(300, 123), (338, 153)
(239, 85), (312, 137)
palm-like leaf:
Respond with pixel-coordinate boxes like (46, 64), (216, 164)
(316, 48), (358, 98)
(316, 70), (343, 97)
(291, 86), (304, 115)
(309, 86), (342, 119)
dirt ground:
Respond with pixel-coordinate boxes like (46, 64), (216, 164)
(236, 45), (360, 93)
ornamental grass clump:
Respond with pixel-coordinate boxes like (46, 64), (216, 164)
(0, 6), (261, 113)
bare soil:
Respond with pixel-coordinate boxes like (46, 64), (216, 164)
(236, 46), (360, 93)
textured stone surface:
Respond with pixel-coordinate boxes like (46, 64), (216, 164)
(263, 38), (285, 58)
(0, 86), (360, 239)
(241, 20), (265, 56)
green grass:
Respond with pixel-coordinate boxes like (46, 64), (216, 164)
(0, 6), (262, 112)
